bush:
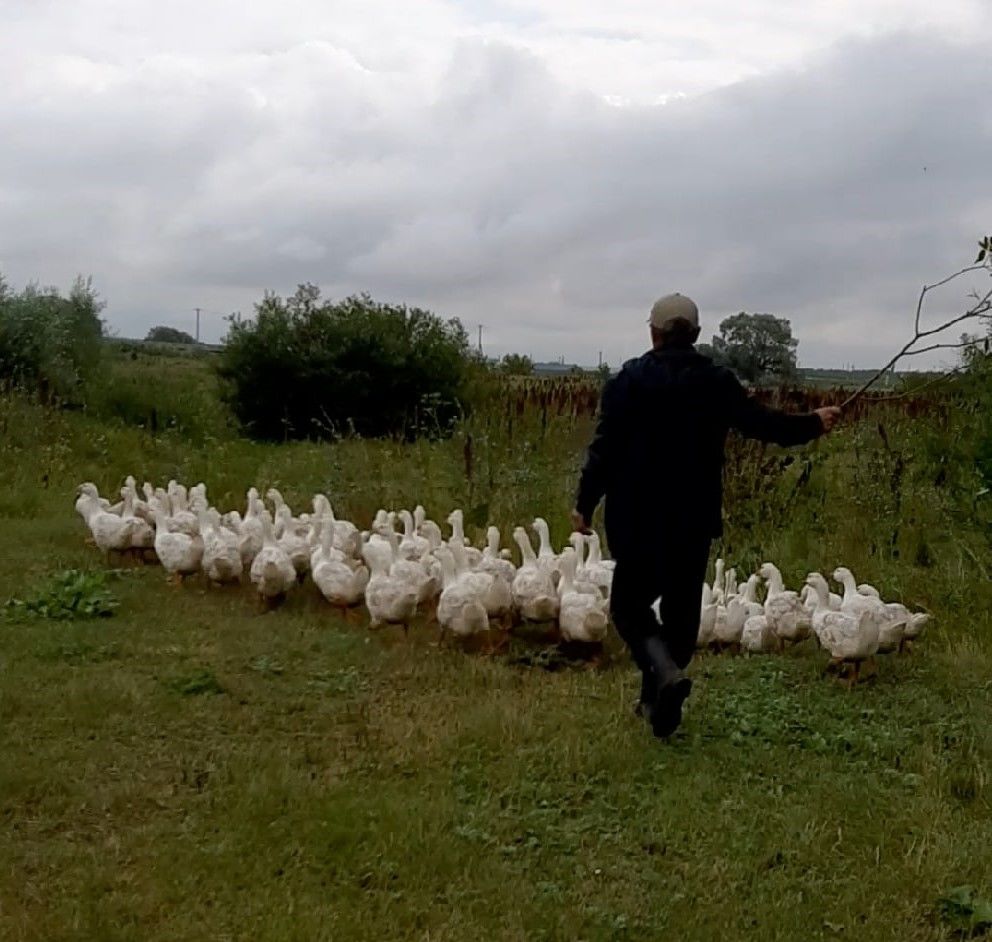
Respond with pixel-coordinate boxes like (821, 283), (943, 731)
(217, 286), (472, 440)
(0, 274), (105, 402)
(146, 325), (196, 344)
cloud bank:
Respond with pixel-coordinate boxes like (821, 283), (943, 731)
(1, 1), (990, 367)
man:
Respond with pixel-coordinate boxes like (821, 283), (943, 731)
(572, 293), (840, 739)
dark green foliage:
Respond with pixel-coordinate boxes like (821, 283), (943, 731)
(6, 570), (118, 620)
(217, 286), (472, 441)
(0, 275), (105, 402)
(705, 311), (799, 385)
(146, 325), (196, 344)
(499, 353), (534, 376)
(937, 885), (992, 935)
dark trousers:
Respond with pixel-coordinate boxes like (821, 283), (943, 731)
(610, 538), (711, 678)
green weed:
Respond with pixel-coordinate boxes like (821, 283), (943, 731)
(165, 668), (224, 696)
(6, 569), (118, 620)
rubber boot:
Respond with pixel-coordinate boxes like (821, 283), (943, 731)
(644, 635), (692, 738)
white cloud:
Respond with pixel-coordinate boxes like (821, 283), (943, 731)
(0, 1), (990, 366)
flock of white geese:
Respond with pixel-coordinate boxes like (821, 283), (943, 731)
(75, 478), (930, 679)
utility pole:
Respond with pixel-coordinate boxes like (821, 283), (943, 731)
(477, 324), (484, 354)
(195, 307), (201, 344)
(598, 350), (602, 368)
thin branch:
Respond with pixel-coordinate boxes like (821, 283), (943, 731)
(841, 265), (992, 410)
(900, 340), (978, 357)
(914, 266), (987, 334)
(870, 366), (968, 401)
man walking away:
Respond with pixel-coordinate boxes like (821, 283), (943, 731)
(572, 294), (840, 739)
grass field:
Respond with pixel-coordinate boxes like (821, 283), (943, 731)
(2, 349), (992, 940)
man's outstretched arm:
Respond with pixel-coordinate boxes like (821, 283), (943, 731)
(724, 371), (840, 444)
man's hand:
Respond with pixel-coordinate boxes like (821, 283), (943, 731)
(570, 509), (591, 534)
(815, 406), (842, 433)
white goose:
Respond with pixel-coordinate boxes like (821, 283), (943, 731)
(697, 583), (718, 649)
(511, 526), (559, 624)
(238, 489), (265, 568)
(833, 567), (906, 654)
(383, 529), (441, 608)
(807, 572), (878, 682)
(759, 562), (812, 649)
(199, 508), (243, 585)
(557, 547), (609, 645)
(398, 509), (431, 561)
(713, 593), (748, 651)
(856, 584), (931, 650)
(76, 486), (138, 562)
(152, 506), (203, 584)
(477, 526), (518, 584)
(250, 511), (297, 606)
(741, 613), (775, 654)
(802, 575), (842, 613)
(586, 532), (615, 572)
(312, 519), (369, 615)
(362, 539), (418, 632)
(712, 558), (726, 605)
(446, 509), (483, 568)
(434, 545), (490, 643)
(120, 486), (155, 560)
(531, 517), (560, 580)
(451, 539), (512, 631)
(274, 505), (311, 581)
(167, 481), (199, 537)
(314, 495), (362, 558)
(740, 575), (765, 617)
(572, 532), (612, 597)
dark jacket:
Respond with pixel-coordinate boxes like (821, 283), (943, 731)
(575, 347), (823, 558)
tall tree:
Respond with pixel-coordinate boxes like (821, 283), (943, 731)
(709, 312), (799, 384)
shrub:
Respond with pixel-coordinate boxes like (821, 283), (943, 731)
(217, 286), (472, 441)
(146, 325), (196, 344)
(0, 274), (105, 402)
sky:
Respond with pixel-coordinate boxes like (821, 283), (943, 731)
(1, 0), (990, 367)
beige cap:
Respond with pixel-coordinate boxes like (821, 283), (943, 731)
(649, 293), (699, 329)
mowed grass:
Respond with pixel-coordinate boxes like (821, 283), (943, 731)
(1, 384), (992, 939)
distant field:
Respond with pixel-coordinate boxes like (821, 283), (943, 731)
(1, 347), (990, 939)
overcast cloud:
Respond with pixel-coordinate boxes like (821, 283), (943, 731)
(1, 0), (990, 367)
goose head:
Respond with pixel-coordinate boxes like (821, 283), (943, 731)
(557, 546), (578, 590)
(432, 545), (457, 587)
(832, 567), (857, 592)
(361, 539), (392, 577)
(513, 526), (536, 562)
(421, 520), (443, 550)
(804, 572), (830, 607)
